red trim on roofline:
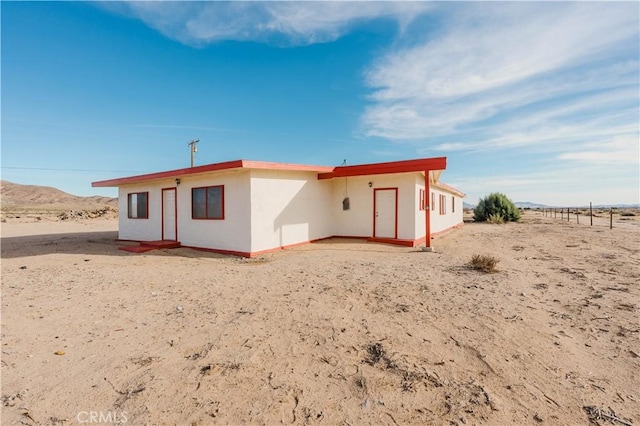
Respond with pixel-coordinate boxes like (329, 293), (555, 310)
(432, 181), (466, 198)
(318, 157), (446, 180)
(92, 160), (335, 187)
(92, 157), (450, 187)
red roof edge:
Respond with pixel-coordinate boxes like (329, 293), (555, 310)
(92, 160), (335, 187)
(433, 181), (466, 198)
(92, 160), (244, 187)
(92, 157), (449, 187)
(317, 157), (447, 180)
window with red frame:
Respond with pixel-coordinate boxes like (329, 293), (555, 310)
(127, 192), (148, 219)
(431, 192), (436, 211)
(452, 196), (456, 213)
(419, 189), (426, 210)
(192, 185), (224, 219)
(439, 194), (447, 215)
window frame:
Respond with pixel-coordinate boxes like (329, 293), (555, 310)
(419, 189), (426, 211)
(431, 192), (436, 211)
(127, 192), (149, 219)
(452, 196), (456, 213)
(191, 185), (225, 220)
(439, 194), (447, 215)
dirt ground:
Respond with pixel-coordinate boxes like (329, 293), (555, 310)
(1, 211), (638, 425)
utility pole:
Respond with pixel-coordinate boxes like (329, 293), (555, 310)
(188, 139), (200, 167)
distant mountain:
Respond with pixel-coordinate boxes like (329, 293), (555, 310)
(591, 204), (640, 209)
(515, 201), (639, 209)
(515, 201), (548, 209)
(0, 180), (117, 211)
(463, 202), (476, 209)
(463, 200), (639, 210)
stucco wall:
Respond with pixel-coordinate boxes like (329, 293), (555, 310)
(248, 169), (333, 253)
(330, 173), (420, 240)
(116, 168), (463, 253)
(414, 174), (427, 240)
(176, 170), (251, 252)
(117, 171), (252, 252)
(429, 186), (464, 234)
(413, 175), (464, 239)
(118, 184), (163, 241)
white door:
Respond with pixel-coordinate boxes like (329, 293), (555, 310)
(374, 188), (397, 239)
(162, 188), (177, 241)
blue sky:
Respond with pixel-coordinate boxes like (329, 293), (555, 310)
(2, 1), (638, 206)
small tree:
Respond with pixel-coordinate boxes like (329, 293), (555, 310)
(474, 193), (520, 222)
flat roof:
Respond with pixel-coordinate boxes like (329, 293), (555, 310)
(92, 157), (449, 187)
(92, 160), (335, 187)
(317, 157), (446, 180)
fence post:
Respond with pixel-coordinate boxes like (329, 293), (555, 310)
(555, 208), (557, 219)
(590, 202), (593, 226)
(567, 208), (570, 222)
(576, 211), (579, 224)
(610, 208), (613, 229)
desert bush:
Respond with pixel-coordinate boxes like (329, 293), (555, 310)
(487, 213), (505, 224)
(469, 254), (499, 273)
(621, 212), (636, 217)
(473, 193), (520, 222)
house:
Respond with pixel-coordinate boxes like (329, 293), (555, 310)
(91, 157), (465, 257)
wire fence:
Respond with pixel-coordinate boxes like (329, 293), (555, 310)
(540, 202), (632, 229)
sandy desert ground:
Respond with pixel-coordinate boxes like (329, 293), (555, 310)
(1, 211), (639, 425)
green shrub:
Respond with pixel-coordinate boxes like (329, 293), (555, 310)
(473, 193), (521, 222)
(487, 213), (505, 224)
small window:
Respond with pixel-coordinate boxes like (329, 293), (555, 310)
(439, 194), (447, 215)
(127, 192), (148, 219)
(431, 192), (436, 211)
(192, 185), (224, 219)
(419, 189), (426, 211)
(452, 196), (456, 213)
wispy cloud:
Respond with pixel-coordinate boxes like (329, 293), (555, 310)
(97, 1), (638, 204)
(558, 135), (639, 165)
(362, 2), (639, 165)
(448, 161), (639, 206)
(101, 1), (431, 46)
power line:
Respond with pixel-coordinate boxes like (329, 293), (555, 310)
(1, 166), (148, 173)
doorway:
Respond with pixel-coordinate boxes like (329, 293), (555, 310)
(373, 188), (398, 239)
(162, 187), (177, 241)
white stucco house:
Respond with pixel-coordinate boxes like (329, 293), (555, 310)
(92, 157), (465, 257)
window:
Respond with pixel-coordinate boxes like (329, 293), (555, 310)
(192, 185), (224, 219)
(439, 194), (447, 215)
(431, 192), (436, 211)
(452, 196), (456, 213)
(127, 192), (148, 219)
(419, 189), (426, 211)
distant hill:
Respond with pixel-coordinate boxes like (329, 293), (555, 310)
(0, 180), (117, 212)
(464, 200), (639, 210)
(514, 201), (548, 209)
(515, 201), (640, 209)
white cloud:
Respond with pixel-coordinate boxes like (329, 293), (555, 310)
(558, 135), (639, 165)
(102, 1), (431, 46)
(362, 2), (639, 166)
(367, 3), (636, 101)
(448, 161), (640, 206)
(432, 89), (639, 153)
